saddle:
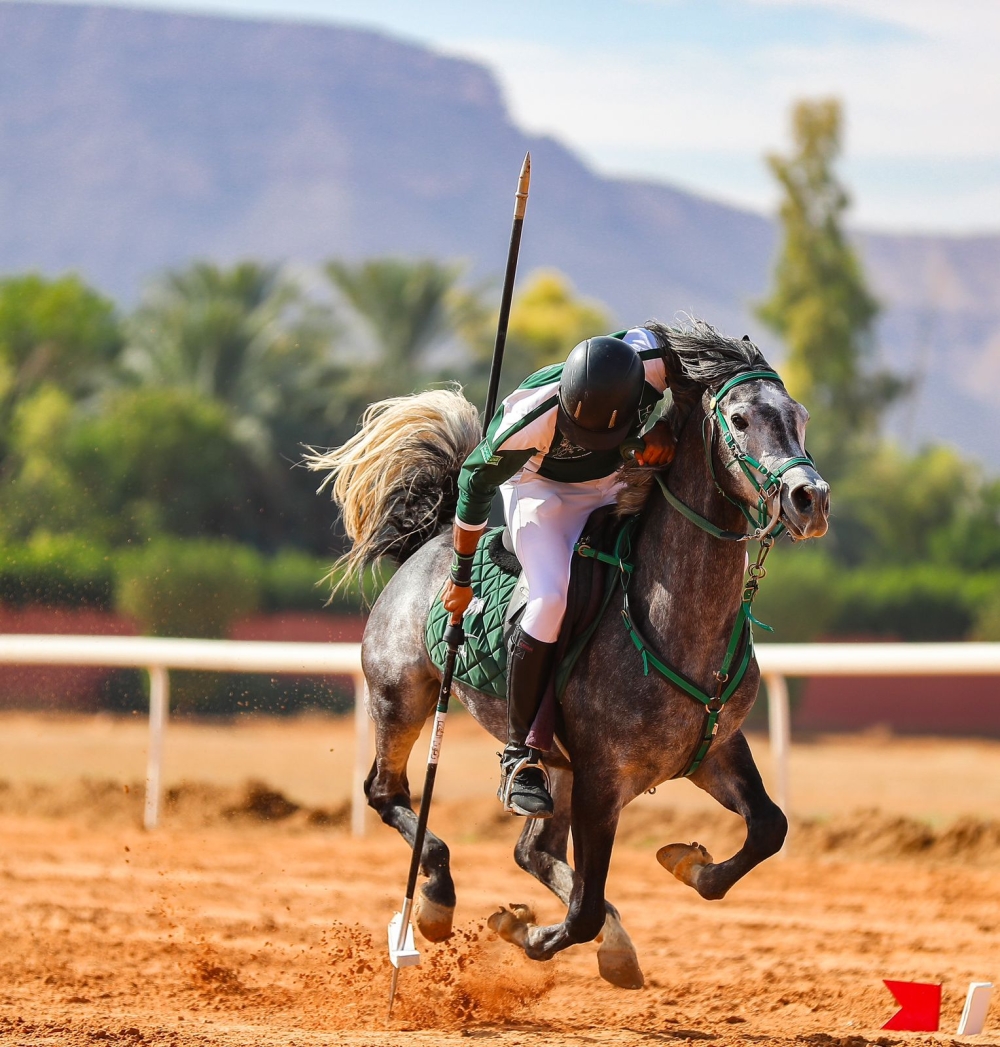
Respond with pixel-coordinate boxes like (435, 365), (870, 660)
(425, 506), (626, 751)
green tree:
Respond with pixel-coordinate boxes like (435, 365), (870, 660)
(326, 258), (460, 373)
(455, 269), (612, 410)
(120, 261), (343, 550)
(323, 258), (471, 434)
(0, 386), (252, 546)
(757, 99), (902, 470)
(932, 478), (1000, 571)
(507, 270), (611, 371)
(829, 443), (978, 566)
(0, 273), (122, 457)
(122, 261), (336, 469)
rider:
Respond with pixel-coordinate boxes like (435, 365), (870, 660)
(441, 328), (676, 818)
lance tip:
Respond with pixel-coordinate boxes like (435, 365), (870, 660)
(515, 152), (531, 218)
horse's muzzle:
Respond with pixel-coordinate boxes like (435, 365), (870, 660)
(779, 471), (830, 539)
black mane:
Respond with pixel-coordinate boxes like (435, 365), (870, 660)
(614, 319), (775, 514)
(644, 319), (771, 395)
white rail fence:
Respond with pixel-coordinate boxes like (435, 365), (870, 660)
(0, 636), (366, 834)
(0, 635), (999, 835)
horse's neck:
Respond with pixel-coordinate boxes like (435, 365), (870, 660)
(630, 410), (748, 682)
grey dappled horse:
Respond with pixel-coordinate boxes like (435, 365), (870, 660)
(311, 321), (830, 989)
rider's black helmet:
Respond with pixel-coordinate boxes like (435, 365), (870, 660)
(557, 336), (645, 451)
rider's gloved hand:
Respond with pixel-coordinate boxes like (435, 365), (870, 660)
(442, 578), (474, 617)
(442, 521), (485, 619)
(633, 421), (676, 467)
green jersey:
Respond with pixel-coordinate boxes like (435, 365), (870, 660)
(455, 327), (670, 528)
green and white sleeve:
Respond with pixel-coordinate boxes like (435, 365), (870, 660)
(454, 376), (560, 529)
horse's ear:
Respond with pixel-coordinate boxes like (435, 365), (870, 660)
(742, 334), (751, 342)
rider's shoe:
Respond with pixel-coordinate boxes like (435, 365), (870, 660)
(498, 743), (554, 818)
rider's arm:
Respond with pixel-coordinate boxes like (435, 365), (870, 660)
(623, 326), (670, 396)
(454, 389), (557, 529)
(444, 392), (556, 616)
(442, 445), (534, 617)
(455, 437), (536, 529)
(621, 327), (675, 466)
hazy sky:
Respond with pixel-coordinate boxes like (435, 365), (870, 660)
(10, 0), (1000, 233)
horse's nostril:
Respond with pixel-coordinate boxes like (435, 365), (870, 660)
(789, 483), (830, 517)
(790, 484), (814, 514)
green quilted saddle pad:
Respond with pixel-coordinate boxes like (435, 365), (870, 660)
(426, 527), (521, 701)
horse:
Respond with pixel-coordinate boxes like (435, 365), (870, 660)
(308, 320), (830, 989)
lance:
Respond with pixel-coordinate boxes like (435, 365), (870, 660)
(387, 151), (532, 1020)
(484, 151), (531, 426)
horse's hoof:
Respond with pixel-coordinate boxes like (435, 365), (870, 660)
(414, 890), (454, 943)
(487, 905), (531, 947)
(656, 841), (713, 889)
(597, 948), (645, 990)
(596, 913), (644, 989)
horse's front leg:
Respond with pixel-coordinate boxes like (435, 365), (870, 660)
(506, 766), (643, 988)
(657, 728), (786, 900)
(491, 776), (620, 961)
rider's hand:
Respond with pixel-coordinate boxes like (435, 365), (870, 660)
(634, 421), (676, 467)
(442, 521), (485, 620)
(442, 579), (474, 617)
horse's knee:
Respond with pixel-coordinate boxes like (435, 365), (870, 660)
(753, 803), (788, 857)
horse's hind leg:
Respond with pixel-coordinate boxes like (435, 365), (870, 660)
(489, 769), (642, 986)
(657, 728), (786, 901)
(365, 676), (457, 942)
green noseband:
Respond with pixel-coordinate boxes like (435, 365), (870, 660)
(704, 369), (813, 538)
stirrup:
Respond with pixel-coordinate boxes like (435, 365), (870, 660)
(498, 751), (553, 818)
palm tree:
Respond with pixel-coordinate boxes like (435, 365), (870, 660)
(324, 259), (477, 432)
(121, 261), (338, 470)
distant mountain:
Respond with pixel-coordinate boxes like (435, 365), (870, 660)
(0, 1), (997, 463)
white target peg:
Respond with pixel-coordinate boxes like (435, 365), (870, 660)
(957, 982), (993, 1036)
(387, 912), (420, 969)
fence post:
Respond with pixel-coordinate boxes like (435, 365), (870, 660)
(352, 672), (369, 837)
(764, 672), (791, 851)
(143, 665), (170, 831)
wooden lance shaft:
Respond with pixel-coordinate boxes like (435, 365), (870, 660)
(387, 152), (532, 1019)
(483, 151), (531, 427)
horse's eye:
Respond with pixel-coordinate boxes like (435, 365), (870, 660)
(731, 413), (749, 432)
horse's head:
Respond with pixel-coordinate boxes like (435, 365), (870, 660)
(649, 320), (830, 541)
(705, 372), (830, 540)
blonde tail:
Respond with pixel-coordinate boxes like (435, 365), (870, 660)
(305, 387), (481, 595)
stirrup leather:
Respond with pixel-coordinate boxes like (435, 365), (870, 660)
(498, 751), (551, 816)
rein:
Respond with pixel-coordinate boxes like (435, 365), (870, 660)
(580, 368), (810, 778)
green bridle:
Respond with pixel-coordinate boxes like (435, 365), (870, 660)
(604, 367), (815, 775)
(654, 368), (814, 543)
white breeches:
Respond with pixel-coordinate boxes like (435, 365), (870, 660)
(501, 472), (623, 644)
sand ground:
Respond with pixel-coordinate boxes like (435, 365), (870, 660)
(0, 712), (998, 1047)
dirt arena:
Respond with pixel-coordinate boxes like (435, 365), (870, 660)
(0, 711), (998, 1047)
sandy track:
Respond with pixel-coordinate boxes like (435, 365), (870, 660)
(0, 715), (999, 1046)
(1, 807), (999, 1047)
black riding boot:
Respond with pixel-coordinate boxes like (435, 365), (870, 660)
(499, 626), (556, 818)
